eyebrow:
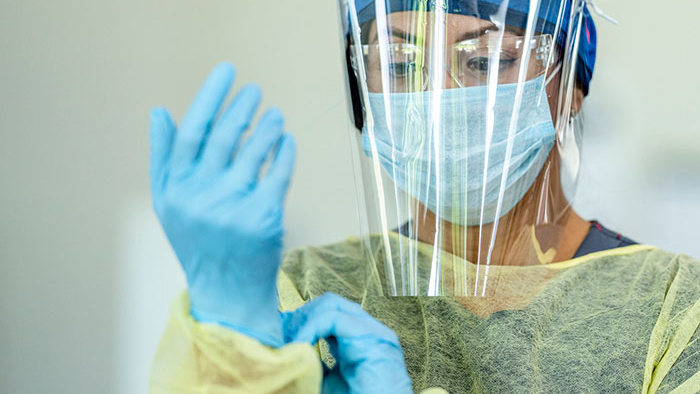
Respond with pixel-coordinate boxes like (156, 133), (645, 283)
(455, 24), (524, 42)
(370, 27), (412, 43)
(370, 23), (523, 44)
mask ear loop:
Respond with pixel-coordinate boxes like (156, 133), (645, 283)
(545, 62), (563, 86)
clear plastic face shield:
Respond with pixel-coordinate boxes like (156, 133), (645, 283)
(339, 0), (597, 299)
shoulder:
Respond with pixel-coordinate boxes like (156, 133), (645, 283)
(282, 236), (364, 273)
(657, 251), (700, 294)
(630, 247), (700, 273)
(578, 245), (700, 272)
(571, 246), (700, 298)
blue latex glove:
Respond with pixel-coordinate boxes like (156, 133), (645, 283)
(285, 293), (414, 394)
(149, 63), (296, 347)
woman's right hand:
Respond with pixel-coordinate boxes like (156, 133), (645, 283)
(149, 63), (296, 347)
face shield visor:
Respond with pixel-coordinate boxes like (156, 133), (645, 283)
(338, 0), (598, 299)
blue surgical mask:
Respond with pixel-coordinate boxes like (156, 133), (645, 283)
(362, 73), (556, 226)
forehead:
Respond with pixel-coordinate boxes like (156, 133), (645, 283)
(355, 0), (566, 33)
(367, 11), (525, 43)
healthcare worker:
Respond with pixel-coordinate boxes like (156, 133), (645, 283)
(148, 0), (700, 393)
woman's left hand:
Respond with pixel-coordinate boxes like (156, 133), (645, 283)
(284, 293), (414, 394)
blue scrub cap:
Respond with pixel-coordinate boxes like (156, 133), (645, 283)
(352, 0), (597, 95)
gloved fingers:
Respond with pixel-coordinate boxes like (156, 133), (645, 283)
(228, 108), (285, 188)
(170, 62), (235, 177)
(290, 309), (363, 345)
(149, 107), (176, 198)
(284, 293), (366, 340)
(255, 133), (296, 206)
(288, 293), (398, 345)
(291, 306), (406, 380)
(197, 83), (262, 177)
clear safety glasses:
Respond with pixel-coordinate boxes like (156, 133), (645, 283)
(351, 34), (556, 93)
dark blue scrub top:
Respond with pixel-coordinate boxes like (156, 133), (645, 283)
(396, 220), (636, 259)
(572, 220), (637, 258)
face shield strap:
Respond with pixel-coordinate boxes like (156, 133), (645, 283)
(582, 0), (619, 26)
(354, 0), (562, 36)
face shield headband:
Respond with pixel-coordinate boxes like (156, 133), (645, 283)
(347, 0), (597, 96)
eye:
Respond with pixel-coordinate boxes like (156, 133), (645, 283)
(467, 56), (516, 74)
(466, 56), (491, 73)
(388, 62), (416, 78)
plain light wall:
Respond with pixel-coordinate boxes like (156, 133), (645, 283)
(0, 1), (698, 393)
(573, 0), (700, 253)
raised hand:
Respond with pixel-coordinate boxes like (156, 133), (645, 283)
(149, 63), (296, 347)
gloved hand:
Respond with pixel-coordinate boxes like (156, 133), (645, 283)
(149, 63), (296, 347)
(284, 293), (414, 394)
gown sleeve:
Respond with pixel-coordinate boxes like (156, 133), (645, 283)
(148, 286), (449, 394)
(148, 292), (323, 394)
(642, 254), (700, 394)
